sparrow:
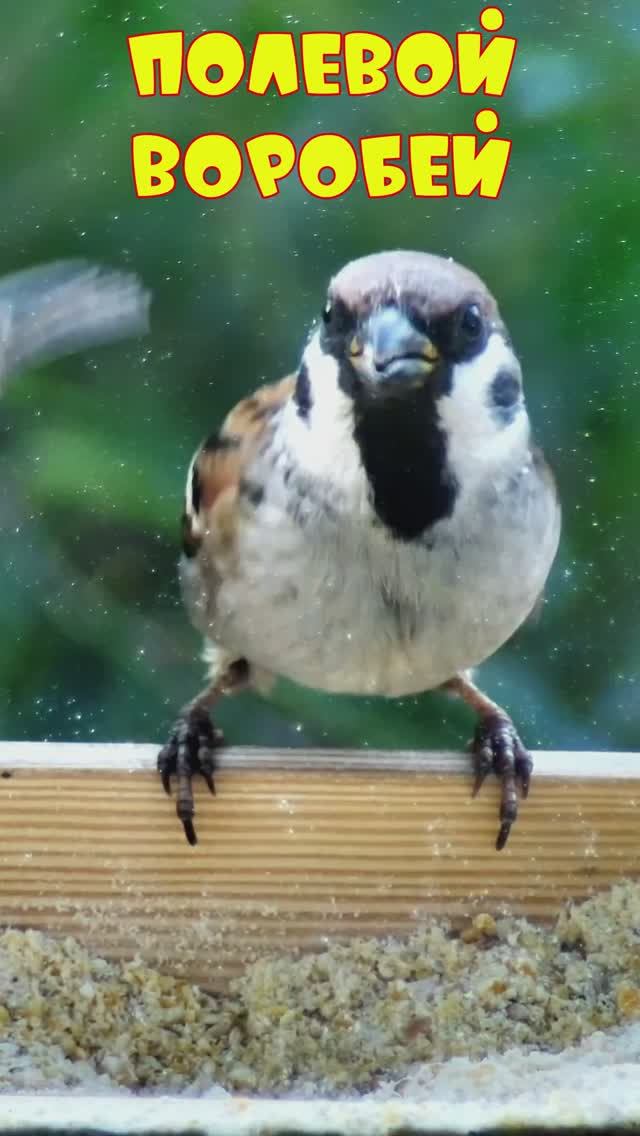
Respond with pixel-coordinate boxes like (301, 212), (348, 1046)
(0, 259), (150, 391)
(159, 249), (561, 851)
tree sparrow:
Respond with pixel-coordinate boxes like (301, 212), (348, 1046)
(159, 250), (561, 851)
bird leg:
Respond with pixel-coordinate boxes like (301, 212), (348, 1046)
(157, 658), (249, 846)
(443, 673), (533, 851)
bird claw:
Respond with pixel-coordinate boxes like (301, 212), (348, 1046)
(471, 713), (532, 851)
(471, 737), (493, 797)
(157, 706), (222, 845)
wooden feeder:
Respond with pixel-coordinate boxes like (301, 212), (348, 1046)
(0, 742), (639, 1133)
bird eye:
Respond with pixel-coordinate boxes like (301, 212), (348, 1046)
(460, 303), (483, 342)
(322, 301), (333, 325)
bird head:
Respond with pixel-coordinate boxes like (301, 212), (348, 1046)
(291, 250), (530, 538)
(297, 249), (525, 434)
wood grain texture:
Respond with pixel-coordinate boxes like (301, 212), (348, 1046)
(0, 744), (639, 991)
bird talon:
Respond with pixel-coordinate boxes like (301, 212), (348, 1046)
(157, 708), (223, 843)
(471, 738), (493, 797)
(182, 817), (198, 847)
(471, 712), (532, 851)
(157, 746), (174, 795)
(515, 747), (533, 798)
(472, 768), (490, 798)
(200, 761), (216, 796)
(496, 821), (512, 852)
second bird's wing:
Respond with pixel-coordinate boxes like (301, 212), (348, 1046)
(0, 259), (150, 388)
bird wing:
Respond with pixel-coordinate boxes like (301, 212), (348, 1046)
(179, 375), (295, 629)
(0, 259), (150, 388)
(525, 444), (561, 623)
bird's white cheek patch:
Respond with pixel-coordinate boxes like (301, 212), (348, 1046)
(281, 331), (366, 499)
(437, 333), (529, 483)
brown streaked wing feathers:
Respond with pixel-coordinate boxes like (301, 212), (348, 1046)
(183, 374), (295, 553)
(525, 445), (561, 625)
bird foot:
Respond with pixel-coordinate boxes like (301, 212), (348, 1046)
(471, 712), (532, 851)
(157, 706), (223, 846)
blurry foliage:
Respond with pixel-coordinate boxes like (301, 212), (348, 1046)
(0, 1), (639, 751)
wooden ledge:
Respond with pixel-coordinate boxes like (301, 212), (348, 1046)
(0, 743), (639, 989)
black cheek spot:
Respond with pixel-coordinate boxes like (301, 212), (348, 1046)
(239, 479), (265, 507)
(490, 369), (522, 425)
(294, 361), (312, 421)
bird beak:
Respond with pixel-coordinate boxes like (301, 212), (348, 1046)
(349, 307), (439, 385)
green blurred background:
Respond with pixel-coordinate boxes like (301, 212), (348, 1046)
(0, 1), (638, 754)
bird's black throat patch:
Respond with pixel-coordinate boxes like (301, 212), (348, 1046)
(352, 373), (459, 542)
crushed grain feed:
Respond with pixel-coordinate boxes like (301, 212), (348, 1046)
(1, 880), (640, 1097)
